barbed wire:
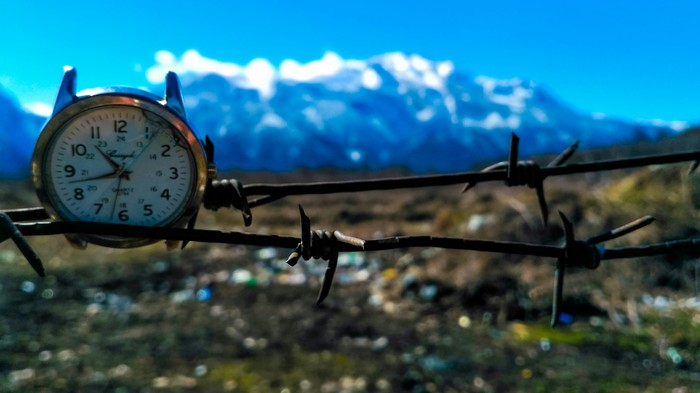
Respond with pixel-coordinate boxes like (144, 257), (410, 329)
(2, 132), (700, 327)
(205, 133), (700, 226)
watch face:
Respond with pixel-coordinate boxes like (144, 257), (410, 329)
(36, 103), (199, 229)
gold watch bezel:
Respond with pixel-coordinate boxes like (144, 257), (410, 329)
(31, 92), (209, 248)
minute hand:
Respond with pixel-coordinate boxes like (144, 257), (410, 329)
(122, 128), (165, 170)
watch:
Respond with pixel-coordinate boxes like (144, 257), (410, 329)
(31, 67), (212, 248)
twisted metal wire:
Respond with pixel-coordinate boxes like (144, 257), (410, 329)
(201, 133), (700, 226)
(14, 133), (700, 228)
(3, 132), (700, 327)
(1, 203), (696, 327)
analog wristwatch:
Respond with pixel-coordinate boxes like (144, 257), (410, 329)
(32, 67), (212, 247)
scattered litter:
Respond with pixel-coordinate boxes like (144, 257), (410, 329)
(170, 289), (195, 303)
(230, 269), (253, 285)
(20, 280), (35, 293)
(196, 287), (213, 302)
(193, 364), (208, 377)
(255, 247), (278, 260)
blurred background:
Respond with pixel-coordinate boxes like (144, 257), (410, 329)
(1, 1), (700, 391)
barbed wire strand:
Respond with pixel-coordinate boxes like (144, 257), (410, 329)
(11, 133), (700, 228)
(3, 133), (700, 326)
(3, 204), (700, 327)
(203, 132), (700, 226)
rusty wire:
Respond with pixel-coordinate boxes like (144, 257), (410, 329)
(2, 205), (700, 327)
(205, 133), (700, 226)
(2, 132), (700, 327)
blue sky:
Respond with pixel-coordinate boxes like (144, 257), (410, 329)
(0, 0), (698, 121)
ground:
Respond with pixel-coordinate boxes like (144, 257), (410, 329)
(1, 157), (700, 392)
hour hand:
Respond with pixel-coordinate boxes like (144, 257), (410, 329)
(95, 145), (122, 171)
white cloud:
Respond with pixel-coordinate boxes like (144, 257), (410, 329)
(409, 54), (430, 72)
(146, 49), (243, 84)
(148, 50), (378, 98)
(279, 51), (345, 81)
(382, 53), (410, 73)
(243, 58), (276, 99)
(437, 61), (454, 78)
(25, 102), (52, 117)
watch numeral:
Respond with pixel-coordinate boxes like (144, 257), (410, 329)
(74, 188), (84, 200)
(160, 189), (170, 200)
(118, 210), (129, 222)
(114, 120), (128, 133)
(91, 126), (101, 139)
(161, 145), (171, 157)
(71, 144), (87, 156)
(169, 167), (179, 179)
(94, 203), (103, 214)
(64, 165), (75, 177)
(143, 204), (153, 216)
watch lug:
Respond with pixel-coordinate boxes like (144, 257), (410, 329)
(53, 66), (78, 116)
(164, 71), (187, 118)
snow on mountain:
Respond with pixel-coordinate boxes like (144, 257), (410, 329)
(149, 50), (683, 172)
(0, 51), (689, 178)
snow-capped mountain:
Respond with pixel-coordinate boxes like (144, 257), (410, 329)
(158, 51), (685, 172)
(0, 51), (688, 177)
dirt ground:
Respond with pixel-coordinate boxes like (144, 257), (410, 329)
(1, 162), (700, 392)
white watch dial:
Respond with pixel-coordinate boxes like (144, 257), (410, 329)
(42, 105), (196, 226)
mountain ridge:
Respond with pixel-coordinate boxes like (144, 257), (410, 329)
(0, 51), (691, 178)
(171, 51), (685, 172)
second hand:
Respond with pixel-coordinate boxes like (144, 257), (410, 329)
(110, 176), (124, 221)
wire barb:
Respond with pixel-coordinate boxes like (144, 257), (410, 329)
(550, 212), (654, 327)
(463, 133), (561, 226)
(0, 213), (44, 277)
(286, 206), (367, 304)
(689, 160), (700, 175)
(546, 141), (580, 168)
(203, 179), (253, 226)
